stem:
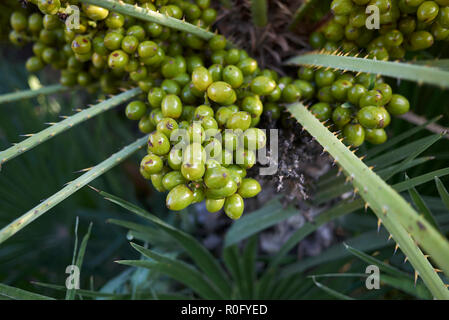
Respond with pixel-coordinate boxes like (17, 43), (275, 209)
(0, 84), (69, 105)
(79, 0), (215, 40)
(398, 112), (449, 140)
(251, 0), (268, 27)
(0, 87), (141, 167)
(0, 135), (148, 244)
(286, 53), (449, 89)
(287, 102), (449, 299)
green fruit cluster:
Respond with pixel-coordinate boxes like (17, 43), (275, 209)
(9, 0), (218, 92)
(296, 66), (410, 146)
(133, 43), (294, 219)
(7, 0), (412, 218)
(309, 0), (449, 59)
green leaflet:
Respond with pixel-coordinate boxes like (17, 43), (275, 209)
(0, 88), (141, 166)
(287, 102), (449, 299)
(79, 0), (214, 40)
(97, 190), (232, 298)
(0, 283), (55, 300)
(0, 135), (148, 244)
(0, 84), (69, 105)
(286, 53), (449, 88)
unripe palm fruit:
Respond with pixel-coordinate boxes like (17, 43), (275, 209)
(238, 178), (261, 198)
(166, 184), (194, 211)
(250, 76), (276, 95)
(207, 81), (237, 105)
(343, 124), (366, 147)
(206, 198), (225, 213)
(148, 131), (171, 156)
(224, 194), (244, 220)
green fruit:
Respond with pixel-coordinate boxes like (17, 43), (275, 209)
(309, 31), (326, 49)
(357, 106), (389, 129)
(126, 101), (147, 120)
(315, 69), (336, 87)
(181, 161), (206, 181)
(127, 25), (146, 41)
(331, 0), (355, 15)
(359, 90), (383, 108)
(242, 128), (266, 150)
(348, 84), (368, 105)
(194, 104), (214, 120)
(387, 94), (410, 115)
(183, 141), (206, 163)
(166, 184), (194, 211)
(250, 76), (276, 95)
(282, 84), (301, 103)
(207, 81), (237, 105)
(332, 105), (353, 128)
(190, 181), (205, 203)
(162, 171), (187, 191)
(108, 50), (129, 69)
(223, 65), (244, 89)
(331, 79), (353, 101)
(343, 123), (366, 147)
(148, 131), (171, 155)
(11, 12), (28, 32)
(293, 80), (315, 100)
(317, 86), (335, 103)
(409, 31), (434, 50)
(223, 48), (239, 65)
(238, 178), (261, 198)
(206, 198), (225, 213)
(161, 94), (183, 119)
(148, 87), (165, 109)
(106, 12), (125, 29)
(82, 4), (109, 21)
(311, 102), (332, 121)
(26, 56), (44, 73)
(37, 0), (61, 15)
(417, 1), (439, 23)
(204, 166), (230, 189)
(226, 111), (252, 131)
(140, 154), (164, 175)
(224, 194), (244, 220)
(235, 149), (256, 169)
(104, 32), (124, 51)
(209, 34), (227, 51)
(71, 35), (91, 55)
(365, 128), (388, 144)
(156, 117), (178, 138)
(28, 13), (43, 33)
(192, 66), (213, 92)
(139, 115), (155, 134)
(205, 179), (238, 199)
(150, 166), (170, 192)
(237, 58), (258, 75)
(241, 96), (263, 117)
(298, 67), (315, 81)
